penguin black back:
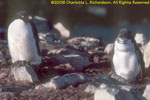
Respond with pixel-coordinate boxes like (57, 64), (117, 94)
(30, 21), (41, 56)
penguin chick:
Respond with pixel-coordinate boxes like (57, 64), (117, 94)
(112, 28), (144, 81)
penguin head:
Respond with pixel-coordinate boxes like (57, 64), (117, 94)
(117, 28), (132, 44)
(15, 11), (33, 22)
(115, 28), (135, 51)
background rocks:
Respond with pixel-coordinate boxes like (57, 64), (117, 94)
(85, 75), (145, 100)
(54, 22), (70, 39)
(37, 73), (92, 90)
(144, 41), (150, 69)
(143, 85), (150, 100)
(49, 54), (90, 71)
(0, 51), (5, 62)
(67, 37), (101, 52)
(11, 66), (39, 83)
(0, 14), (149, 100)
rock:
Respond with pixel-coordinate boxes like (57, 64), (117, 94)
(41, 40), (66, 51)
(49, 54), (90, 71)
(54, 22), (70, 39)
(37, 73), (92, 89)
(0, 84), (6, 92)
(67, 37), (101, 52)
(85, 75), (128, 93)
(144, 41), (150, 69)
(39, 33), (53, 43)
(0, 72), (7, 79)
(104, 43), (114, 55)
(89, 52), (104, 63)
(64, 54), (90, 70)
(134, 33), (147, 53)
(47, 48), (90, 58)
(134, 33), (147, 46)
(143, 85), (150, 100)
(0, 40), (8, 47)
(32, 16), (51, 34)
(0, 27), (6, 39)
(94, 88), (116, 100)
(11, 65), (39, 83)
(0, 51), (5, 62)
(32, 16), (64, 41)
(49, 29), (63, 41)
(0, 92), (15, 100)
(85, 75), (145, 100)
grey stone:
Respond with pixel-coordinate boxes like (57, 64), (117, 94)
(134, 33), (147, 54)
(11, 66), (39, 83)
(48, 48), (89, 58)
(32, 16), (51, 34)
(41, 40), (66, 51)
(38, 73), (92, 89)
(0, 72), (7, 79)
(104, 43), (114, 55)
(67, 37), (101, 51)
(0, 40), (8, 47)
(32, 16), (63, 41)
(39, 33), (53, 43)
(85, 75), (145, 100)
(143, 85), (150, 100)
(0, 84), (6, 92)
(0, 92), (15, 99)
(134, 33), (147, 46)
(0, 51), (5, 62)
(50, 54), (90, 71)
(54, 22), (70, 38)
(144, 41), (150, 69)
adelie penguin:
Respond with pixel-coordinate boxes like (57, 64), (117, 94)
(112, 28), (145, 82)
(8, 11), (42, 66)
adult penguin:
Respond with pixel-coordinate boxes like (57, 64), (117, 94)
(112, 28), (145, 82)
(8, 11), (42, 66)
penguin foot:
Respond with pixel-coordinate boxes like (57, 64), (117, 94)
(11, 60), (38, 68)
(111, 73), (128, 84)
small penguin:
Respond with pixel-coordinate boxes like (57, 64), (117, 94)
(8, 11), (42, 65)
(112, 28), (145, 81)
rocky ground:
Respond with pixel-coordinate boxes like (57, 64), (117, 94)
(0, 37), (111, 100)
(1, 17), (150, 100)
(0, 36), (150, 100)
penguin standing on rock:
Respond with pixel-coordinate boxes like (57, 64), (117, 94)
(8, 11), (42, 66)
(112, 28), (145, 82)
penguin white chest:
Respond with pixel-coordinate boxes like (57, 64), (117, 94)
(8, 19), (41, 65)
(113, 40), (140, 80)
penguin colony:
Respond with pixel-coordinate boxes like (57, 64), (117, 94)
(8, 11), (42, 65)
(7, 11), (147, 83)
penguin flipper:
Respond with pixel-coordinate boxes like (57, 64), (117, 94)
(136, 48), (145, 79)
(110, 43), (116, 74)
(132, 37), (145, 78)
